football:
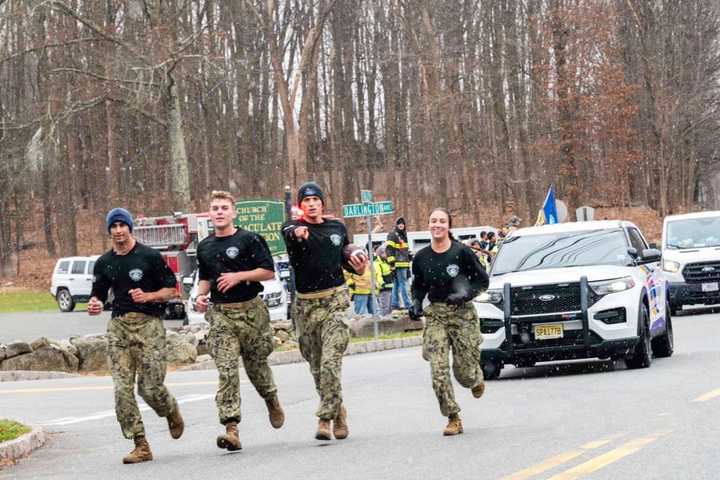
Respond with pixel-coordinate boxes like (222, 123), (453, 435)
(343, 243), (367, 261)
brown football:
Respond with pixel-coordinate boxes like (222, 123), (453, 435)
(343, 243), (367, 261)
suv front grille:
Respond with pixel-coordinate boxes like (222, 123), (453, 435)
(683, 261), (720, 283)
(511, 283), (581, 316)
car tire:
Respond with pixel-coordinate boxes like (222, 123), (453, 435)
(57, 288), (76, 312)
(481, 360), (502, 380)
(626, 301), (652, 369)
(652, 303), (674, 358)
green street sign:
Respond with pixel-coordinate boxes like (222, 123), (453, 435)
(361, 189), (373, 203)
(342, 201), (394, 218)
(234, 200), (286, 256)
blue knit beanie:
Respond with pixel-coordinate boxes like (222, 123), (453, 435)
(106, 208), (134, 233)
(297, 181), (325, 206)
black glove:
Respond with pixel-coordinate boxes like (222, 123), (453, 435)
(408, 299), (424, 321)
(446, 292), (470, 306)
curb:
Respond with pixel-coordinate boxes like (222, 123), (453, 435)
(179, 335), (422, 372)
(0, 371), (80, 383)
(0, 426), (46, 465)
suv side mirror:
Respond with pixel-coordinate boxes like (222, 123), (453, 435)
(639, 248), (662, 264)
(649, 242), (658, 249)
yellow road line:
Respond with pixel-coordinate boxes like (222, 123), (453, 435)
(546, 434), (660, 480)
(501, 435), (622, 480)
(692, 388), (720, 402)
(0, 380), (220, 395)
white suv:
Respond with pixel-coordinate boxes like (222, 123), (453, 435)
(185, 269), (288, 325)
(475, 221), (673, 379)
(662, 211), (720, 314)
(50, 256), (99, 312)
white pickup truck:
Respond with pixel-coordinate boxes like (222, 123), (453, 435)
(661, 211), (720, 314)
(475, 220), (673, 379)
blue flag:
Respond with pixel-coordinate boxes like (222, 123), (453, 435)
(535, 185), (558, 225)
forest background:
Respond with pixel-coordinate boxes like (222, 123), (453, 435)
(1, 0), (719, 286)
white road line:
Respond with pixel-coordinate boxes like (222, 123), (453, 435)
(39, 393), (215, 426)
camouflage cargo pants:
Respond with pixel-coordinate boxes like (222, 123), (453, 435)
(107, 313), (178, 439)
(294, 288), (351, 420)
(206, 297), (277, 425)
(422, 302), (484, 417)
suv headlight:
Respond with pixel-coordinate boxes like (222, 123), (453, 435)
(589, 277), (635, 296)
(477, 289), (503, 304)
(663, 260), (681, 273)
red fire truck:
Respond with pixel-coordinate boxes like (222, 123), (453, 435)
(133, 213), (210, 322)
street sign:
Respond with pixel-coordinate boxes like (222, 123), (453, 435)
(342, 201), (394, 218)
(361, 189), (373, 203)
(234, 200), (286, 255)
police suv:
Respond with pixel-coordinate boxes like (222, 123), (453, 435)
(475, 221), (673, 379)
(661, 211), (720, 314)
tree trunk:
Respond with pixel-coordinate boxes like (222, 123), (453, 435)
(166, 75), (191, 210)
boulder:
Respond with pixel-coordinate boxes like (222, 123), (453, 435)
(166, 333), (197, 365)
(0, 345), (79, 373)
(5, 341), (32, 359)
(272, 320), (293, 331)
(57, 339), (78, 357)
(30, 337), (52, 351)
(275, 330), (290, 343)
(71, 337), (109, 372)
(0, 344), (6, 362)
(346, 315), (424, 337)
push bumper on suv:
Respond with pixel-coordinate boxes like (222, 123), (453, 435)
(480, 276), (639, 366)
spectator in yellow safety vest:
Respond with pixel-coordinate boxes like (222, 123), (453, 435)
(387, 217), (412, 310)
(344, 262), (382, 316)
(469, 239), (489, 271)
(374, 245), (395, 316)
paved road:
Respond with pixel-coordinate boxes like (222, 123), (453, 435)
(1, 311), (719, 479)
(0, 311), (184, 343)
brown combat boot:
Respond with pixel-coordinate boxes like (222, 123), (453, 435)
(315, 419), (332, 441)
(217, 422), (242, 451)
(167, 406), (184, 439)
(471, 380), (486, 399)
(443, 414), (463, 436)
(265, 395), (285, 429)
(122, 435), (153, 464)
(333, 404), (349, 440)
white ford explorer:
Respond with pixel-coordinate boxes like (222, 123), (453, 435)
(475, 220), (673, 379)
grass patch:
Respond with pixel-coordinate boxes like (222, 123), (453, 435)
(0, 419), (31, 443)
(0, 289), (87, 313)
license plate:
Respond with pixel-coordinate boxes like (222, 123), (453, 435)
(534, 323), (564, 340)
(702, 282), (719, 292)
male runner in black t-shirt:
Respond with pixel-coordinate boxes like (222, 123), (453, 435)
(194, 190), (285, 451)
(88, 208), (184, 464)
(281, 181), (368, 441)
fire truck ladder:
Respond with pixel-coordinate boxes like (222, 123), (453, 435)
(134, 224), (188, 249)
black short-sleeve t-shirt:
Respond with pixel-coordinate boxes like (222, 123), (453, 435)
(91, 242), (178, 318)
(196, 229), (275, 303)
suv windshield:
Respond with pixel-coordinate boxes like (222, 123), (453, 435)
(492, 229), (632, 275)
(665, 217), (720, 249)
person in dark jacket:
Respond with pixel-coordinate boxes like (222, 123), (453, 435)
(387, 217), (412, 310)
